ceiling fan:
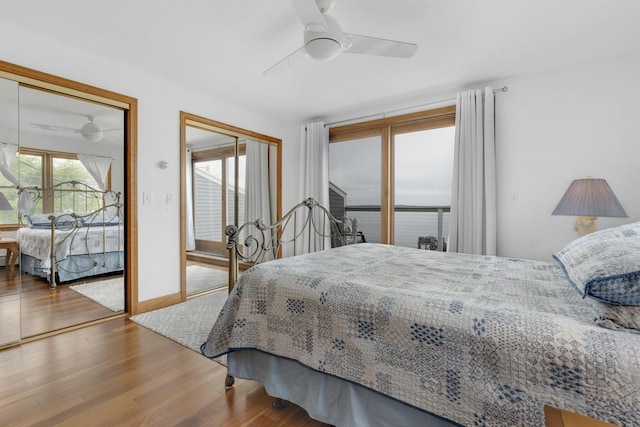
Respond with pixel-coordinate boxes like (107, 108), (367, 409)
(29, 115), (121, 143)
(265, 0), (418, 75)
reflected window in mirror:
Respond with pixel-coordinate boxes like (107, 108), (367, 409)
(180, 111), (282, 301)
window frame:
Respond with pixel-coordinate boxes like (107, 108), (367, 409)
(0, 147), (112, 230)
(190, 144), (246, 253)
(329, 105), (456, 244)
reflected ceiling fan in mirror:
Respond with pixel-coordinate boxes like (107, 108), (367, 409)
(29, 115), (121, 143)
(265, 0), (418, 75)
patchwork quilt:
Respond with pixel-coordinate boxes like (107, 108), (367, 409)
(19, 225), (124, 269)
(202, 243), (640, 426)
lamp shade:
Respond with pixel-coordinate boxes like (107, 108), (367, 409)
(0, 192), (12, 211)
(552, 178), (627, 218)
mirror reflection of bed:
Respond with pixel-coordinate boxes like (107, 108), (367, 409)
(0, 81), (127, 341)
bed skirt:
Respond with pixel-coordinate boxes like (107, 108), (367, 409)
(21, 252), (124, 283)
(228, 349), (460, 427)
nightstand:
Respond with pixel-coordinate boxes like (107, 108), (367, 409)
(0, 237), (19, 275)
(545, 405), (618, 427)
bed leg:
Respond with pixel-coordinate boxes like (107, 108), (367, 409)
(271, 398), (284, 409)
(225, 374), (235, 389)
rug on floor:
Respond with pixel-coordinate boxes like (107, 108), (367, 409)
(68, 277), (124, 312)
(185, 265), (228, 295)
(69, 265), (228, 312)
(129, 289), (227, 364)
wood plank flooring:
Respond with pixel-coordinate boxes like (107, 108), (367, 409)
(1, 268), (123, 345)
(0, 318), (332, 426)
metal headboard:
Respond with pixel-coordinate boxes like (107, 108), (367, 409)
(18, 181), (123, 288)
(225, 197), (358, 293)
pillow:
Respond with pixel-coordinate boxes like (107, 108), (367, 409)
(80, 206), (122, 226)
(594, 305), (640, 334)
(553, 221), (640, 306)
(25, 211), (79, 228)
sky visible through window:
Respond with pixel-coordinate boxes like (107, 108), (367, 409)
(329, 126), (455, 206)
(395, 126), (455, 206)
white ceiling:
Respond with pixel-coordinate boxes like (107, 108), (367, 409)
(2, 0), (640, 123)
(19, 86), (125, 145)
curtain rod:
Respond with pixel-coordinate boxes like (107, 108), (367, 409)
(326, 86), (508, 128)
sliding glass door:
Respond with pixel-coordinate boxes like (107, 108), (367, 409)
(192, 148), (245, 255)
(329, 106), (456, 248)
(393, 127), (455, 249)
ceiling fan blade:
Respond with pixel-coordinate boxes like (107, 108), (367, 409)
(264, 46), (307, 75)
(101, 135), (123, 144)
(29, 123), (80, 134)
(292, 0), (328, 31)
(343, 34), (418, 58)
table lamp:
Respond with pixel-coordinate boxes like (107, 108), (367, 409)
(552, 177), (627, 236)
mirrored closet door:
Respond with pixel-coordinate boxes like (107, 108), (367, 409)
(0, 61), (137, 348)
(18, 87), (126, 338)
(180, 112), (281, 300)
(0, 77), (20, 345)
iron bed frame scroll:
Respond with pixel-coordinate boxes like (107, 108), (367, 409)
(223, 197), (358, 389)
(19, 181), (123, 288)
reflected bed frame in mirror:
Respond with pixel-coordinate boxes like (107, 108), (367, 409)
(18, 181), (124, 288)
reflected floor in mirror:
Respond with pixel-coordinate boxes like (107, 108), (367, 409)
(14, 271), (123, 339)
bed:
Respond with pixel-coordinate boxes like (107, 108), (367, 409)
(18, 181), (124, 288)
(201, 199), (640, 427)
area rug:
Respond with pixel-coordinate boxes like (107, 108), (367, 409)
(129, 289), (228, 364)
(186, 265), (228, 295)
(69, 277), (124, 312)
(69, 265), (228, 312)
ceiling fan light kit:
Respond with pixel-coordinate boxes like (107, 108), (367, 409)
(265, 0), (418, 74)
(305, 38), (341, 61)
(80, 121), (104, 142)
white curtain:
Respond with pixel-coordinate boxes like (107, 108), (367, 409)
(0, 143), (19, 186)
(297, 122), (330, 252)
(244, 141), (273, 260)
(0, 143), (34, 214)
(448, 87), (497, 255)
(77, 154), (112, 190)
(185, 148), (196, 251)
(299, 122), (329, 207)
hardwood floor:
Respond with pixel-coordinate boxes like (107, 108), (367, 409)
(0, 316), (332, 426)
(2, 258), (222, 343)
(1, 259), (329, 425)
(1, 268), (124, 345)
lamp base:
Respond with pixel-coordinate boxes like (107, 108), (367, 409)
(575, 216), (597, 236)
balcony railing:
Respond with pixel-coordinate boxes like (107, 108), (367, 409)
(345, 205), (451, 251)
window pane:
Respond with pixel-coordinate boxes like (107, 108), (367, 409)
(194, 159), (222, 241)
(393, 127), (455, 249)
(15, 153), (43, 188)
(52, 157), (102, 212)
(329, 136), (381, 243)
(16, 153), (44, 215)
(0, 150), (24, 223)
(0, 190), (17, 224)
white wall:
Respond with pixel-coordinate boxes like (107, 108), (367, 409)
(495, 53), (640, 260)
(0, 23), (287, 302)
(293, 52), (640, 261)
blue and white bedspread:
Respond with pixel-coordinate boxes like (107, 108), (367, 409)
(202, 243), (640, 426)
(18, 225), (123, 269)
